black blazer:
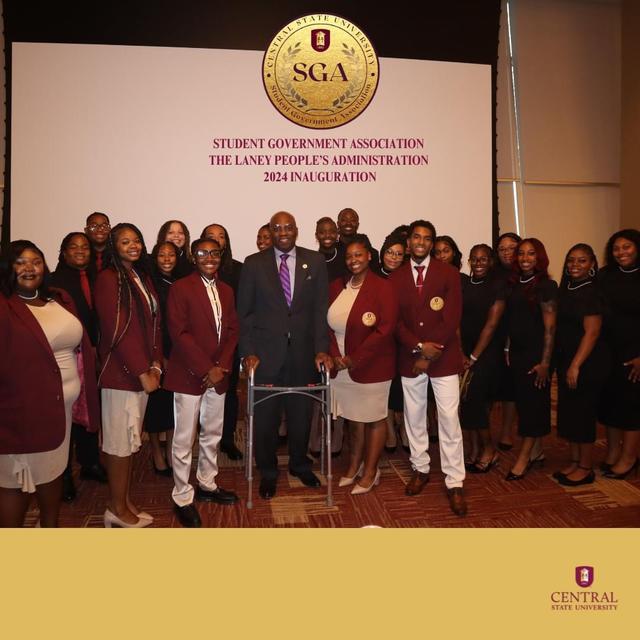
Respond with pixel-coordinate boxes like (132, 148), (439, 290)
(237, 245), (329, 382)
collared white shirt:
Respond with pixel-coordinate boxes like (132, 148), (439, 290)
(274, 245), (297, 297)
(201, 275), (222, 340)
(410, 255), (431, 286)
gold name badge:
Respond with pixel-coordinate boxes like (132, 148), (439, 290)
(429, 297), (444, 311)
(362, 312), (377, 327)
(262, 14), (379, 129)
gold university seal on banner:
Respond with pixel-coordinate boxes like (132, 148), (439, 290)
(262, 14), (379, 129)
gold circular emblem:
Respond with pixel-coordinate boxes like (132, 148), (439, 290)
(262, 14), (379, 129)
(429, 297), (445, 311)
(362, 312), (377, 327)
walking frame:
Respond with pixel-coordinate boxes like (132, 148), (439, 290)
(244, 364), (332, 509)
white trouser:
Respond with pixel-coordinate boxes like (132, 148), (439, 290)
(171, 389), (225, 507)
(401, 374), (465, 488)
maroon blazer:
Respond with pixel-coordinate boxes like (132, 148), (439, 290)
(164, 271), (238, 395)
(95, 267), (163, 391)
(0, 290), (100, 455)
(390, 259), (463, 378)
(328, 271), (398, 383)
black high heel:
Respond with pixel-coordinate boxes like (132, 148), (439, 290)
(497, 441), (513, 452)
(469, 453), (500, 474)
(557, 466), (595, 486)
(603, 460), (638, 480)
(505, 461), (532, 481)
(153, 462), (173, 477)
(553, 459), (579, 481)
(599, 461), (614, 474)
(529, 452), (546, 468)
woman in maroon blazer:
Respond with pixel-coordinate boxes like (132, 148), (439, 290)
(328, 235), (398, 495)
(0, 240), (99, 527)
(164, 238), (239, 527)
(95, 223), (162, 528)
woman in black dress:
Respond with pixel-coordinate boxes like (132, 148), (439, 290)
(379, 233), (410, 453)
(157, 220), (193, 278)
(494, 232), (522, 451)
(553, 243), (610, 486)
(505, 238), (557, 480)
(49, 232), (107, 501)
(598, 229), (640, 479)
(315, 216), (347, 282)
(460, 244), (506, 473)
(144, 241), (179, 475)
(200, 223), (243, 459)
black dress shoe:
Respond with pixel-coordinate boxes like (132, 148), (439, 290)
(62, 472), (76, 503)
(174, 502), (202, 528)
(220, 442), (243, 460)
(195, 486), (239, 504)
(79, 463), (108, 483)
(259, 477), (277, 499)
(289, 469), (321, 487)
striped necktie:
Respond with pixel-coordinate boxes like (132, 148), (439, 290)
(279, 254), (292, 307)
(415, 265), (425, 295)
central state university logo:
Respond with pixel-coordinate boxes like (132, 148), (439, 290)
(576, 566), (595, 588)
(262, 14), (380, 129)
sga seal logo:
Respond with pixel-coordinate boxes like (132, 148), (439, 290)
(262, 14), (379, 129)
(362, 312), (377, 327)
(429, 296), (445, 311)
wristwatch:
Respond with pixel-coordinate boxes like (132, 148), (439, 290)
(412, 342), (423, 355)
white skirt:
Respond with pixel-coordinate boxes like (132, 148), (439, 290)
(331, 370), (391, 423)
(101, 389), (149, 457)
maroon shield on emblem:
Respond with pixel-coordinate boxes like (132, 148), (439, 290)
(575, 566), (594, 588)
(311, 29), (330, 52)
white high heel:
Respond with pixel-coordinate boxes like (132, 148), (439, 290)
(338, 462), (364, 487)
(351, 468), (381, 495)
(104, 509), (151, 528)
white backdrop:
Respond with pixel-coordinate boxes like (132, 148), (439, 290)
(11, 43), (492, 265)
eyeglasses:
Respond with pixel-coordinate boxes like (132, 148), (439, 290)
(195, 249), (223, 259)
(385, 249), (404, 258)
(87, 223), (111, 232)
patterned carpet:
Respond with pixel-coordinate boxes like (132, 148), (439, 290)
(23, 387), (640, 528)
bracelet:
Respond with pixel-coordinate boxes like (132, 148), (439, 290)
(470, 354), (478, 362)
(150, 366), (163, 375)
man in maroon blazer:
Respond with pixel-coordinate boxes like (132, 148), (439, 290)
(390, 220), (467, 516)
(164, 238), (239, 527)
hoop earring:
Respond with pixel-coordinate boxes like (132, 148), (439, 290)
(565, 267), (571, 276)
(589, 267), (595, 277)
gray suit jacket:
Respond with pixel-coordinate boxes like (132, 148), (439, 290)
(237, 245), (329, 382)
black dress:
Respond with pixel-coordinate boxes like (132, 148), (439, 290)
(144, 274), (175, 433)
(493, 264), (515, 402)
(460, 275), (505, 430)
(323, 246), (349, 282)
(555, 281), (611, 443)
(506, 277), (558, 438)
(597, 265), (640, 430)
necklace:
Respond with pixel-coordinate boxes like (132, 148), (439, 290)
(18, 290), (39, 300)
(470, 276), (485, 285)
(519, 275), (535, 284)
(619, 265), (639, 274)
(567, 280), (592, 291)
(325, 247), (337, 263)
(380, 266), (390, 277)
(349, 277), (364, 289)
(161, 277), (173, 286)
